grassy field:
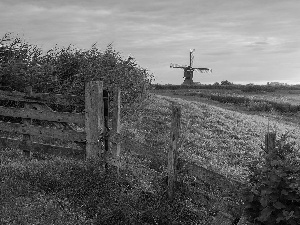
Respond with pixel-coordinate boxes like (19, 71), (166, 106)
(1, 92), (300, 224)
(144, 94), (300, 180)
(154, 88), (300, 105)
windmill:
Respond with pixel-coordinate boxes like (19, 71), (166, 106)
(170, 49), (212, 85)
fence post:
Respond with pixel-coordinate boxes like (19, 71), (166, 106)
(103, 90), (109, 170)
(85, 81), (104, 159)
(22, 86), (33, 157)
(168, 104), (181, 200)
(112, 88), (121, 175)
(265, 132), (276, 164)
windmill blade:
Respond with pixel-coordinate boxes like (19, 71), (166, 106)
(194, 68), (212, 73)
(170, 63), (188, 68)
(190, 49), (195, 67)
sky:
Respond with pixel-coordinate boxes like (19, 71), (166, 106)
(0, 0), (300, 85)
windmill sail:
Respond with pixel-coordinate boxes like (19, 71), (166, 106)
(170, 63), (188, 68)
(194, 68), (212, 73)
(190, 49), (195, 67)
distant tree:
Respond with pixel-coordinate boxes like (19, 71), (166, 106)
(213, 82), (220, 86)
(220, 80), (232, 85)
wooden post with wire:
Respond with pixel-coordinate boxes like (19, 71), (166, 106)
(168, 104), (181, 200)
(265, 132), (276, 165)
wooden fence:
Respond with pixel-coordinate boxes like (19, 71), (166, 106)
(0, 81), (121, 161)
(0, 83), (278, 224)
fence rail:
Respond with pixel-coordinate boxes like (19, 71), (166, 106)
(0, 106), (85, 125)
(0, 89), (84, 106)
(0, 81), (110, 159)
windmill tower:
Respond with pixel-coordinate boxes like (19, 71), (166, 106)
(170, 49), (212, 85)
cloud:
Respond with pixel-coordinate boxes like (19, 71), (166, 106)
(0, 0), (299, 84)
(251, 42), (268, 45)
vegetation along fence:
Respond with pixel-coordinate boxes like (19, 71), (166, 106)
(166, 107), (284, 225)
(0, 81), (288, 224)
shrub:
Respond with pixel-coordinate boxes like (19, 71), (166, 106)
(242, 85), (276, 93)
(0, 33), (154, 111)
(243, 134), (300, 224)
(0, 33), (43, 90)
(209, 94), (248, 105)
(247, 101), (273, 112)
(220, 80), (233, 85)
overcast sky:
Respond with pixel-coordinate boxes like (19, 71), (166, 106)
(1, 0), (300, 84)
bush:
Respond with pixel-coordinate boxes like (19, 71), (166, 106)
(209, 94), (248, 105)
(242, 85), (276, 93)
(247, 101), (273, 112)
(243, 134), (300, 224)
(0, 33), (154, 111)
(220, 80), (233, 85)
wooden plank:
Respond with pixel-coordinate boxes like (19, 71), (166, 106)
(30, 92), (84, 106)
(0, 88), (85, 102)
(0, 106), (84, 126)
(0, 137), (85, 159)
(0, 89), (84, 106)
(25, 103), (74, 130)
(0, 89), (26, 98)
(0, 86), (14, 91)
(0, 121), (85, 142)
(0, 92), (43, 104)
(85, 81), (104, 159)
(168, 104), (181, 200)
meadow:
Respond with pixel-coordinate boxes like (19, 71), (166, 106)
(1, 88), (300, 224)
(154, 87), (300, 104)
(1, 33), (299, 224)
(153, 87), (300, 117)
(186, 88), (300, 105)
(141, 93), (300, 181)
